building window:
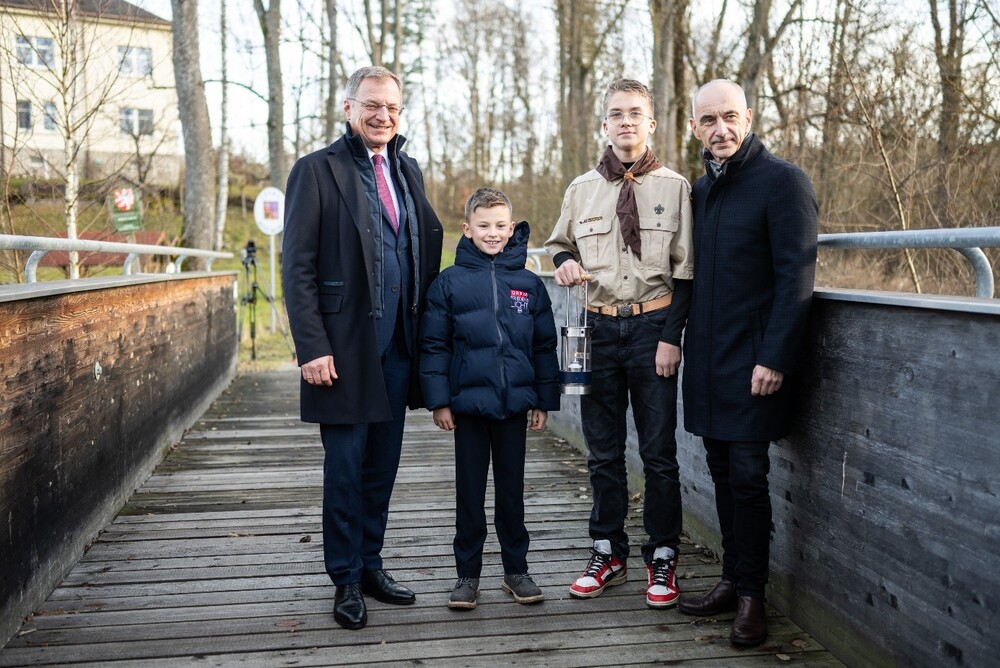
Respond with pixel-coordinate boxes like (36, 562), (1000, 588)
(120, 108), (154, 136)
(118, 46), (152, 76)
(16, 36), (54, 67)
(17, 100), (32, 129)
(43, 102), (57, 131)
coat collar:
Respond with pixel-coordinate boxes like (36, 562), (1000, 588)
(703, 133), (763, 181)
(332, 121), (407, 160)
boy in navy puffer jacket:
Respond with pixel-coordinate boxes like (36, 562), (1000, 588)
(419, 187), (560, 610)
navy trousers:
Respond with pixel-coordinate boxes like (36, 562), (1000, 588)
(319, 334), (411, 585)
(580, 309), (682, 563)
(453, 413), (530, 578)
(703, 437), (772, 598)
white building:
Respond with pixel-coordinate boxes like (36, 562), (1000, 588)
(0, 0), (182, 186)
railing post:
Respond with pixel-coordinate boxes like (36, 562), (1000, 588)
(956, 247), (995, 298)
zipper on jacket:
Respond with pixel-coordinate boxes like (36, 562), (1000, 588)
(491, 261), (508, 406)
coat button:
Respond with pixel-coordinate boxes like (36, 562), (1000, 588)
(391, 285), (399, 292)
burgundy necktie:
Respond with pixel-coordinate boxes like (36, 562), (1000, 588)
(371, 153), (398, 233)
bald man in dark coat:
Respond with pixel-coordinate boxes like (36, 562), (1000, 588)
(678, 79), (817, 647)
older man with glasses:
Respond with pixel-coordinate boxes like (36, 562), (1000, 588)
(546, 78), (694, 610)
(282, 65), (443, 630)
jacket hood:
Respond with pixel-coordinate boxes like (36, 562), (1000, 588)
(455, 220), (531, 271)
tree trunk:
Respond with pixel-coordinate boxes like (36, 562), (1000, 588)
(171, 0), (216, 259)
(253, 0), (286, 189)
(215, 0), (230, 251)
(63, 0), (81, 278)
(740, 0), (772, 112)
(928, 0), (968, 226)
(325, 0), (339, 144)
(650, 0), (685, 168)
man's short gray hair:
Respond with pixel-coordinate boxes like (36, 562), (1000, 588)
(464, 187), (512, 221)
(345, 66), (403, 99)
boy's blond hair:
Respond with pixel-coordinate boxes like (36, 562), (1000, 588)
(603, 78), (654, 115)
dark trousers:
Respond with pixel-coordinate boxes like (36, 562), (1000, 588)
(453, 413), (530, 578)
(580, 310), (682, 563)
(319, 335), (411, 585)
(703, 437), (771, 598)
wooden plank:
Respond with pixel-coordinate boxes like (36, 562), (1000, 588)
(1, 368), (842, 667)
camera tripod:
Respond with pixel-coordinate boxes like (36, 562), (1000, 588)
(238, 240), (294, 361)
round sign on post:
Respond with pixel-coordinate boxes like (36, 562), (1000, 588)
(252, 187), (285, 333)
(253, 186), (285, 235)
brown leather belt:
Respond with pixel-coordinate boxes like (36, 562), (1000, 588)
(586, 293), (673, 318)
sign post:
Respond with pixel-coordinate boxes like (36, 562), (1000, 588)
(252, 187), (285, 333)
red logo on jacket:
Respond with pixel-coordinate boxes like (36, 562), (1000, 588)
(510, 289), (529, 314)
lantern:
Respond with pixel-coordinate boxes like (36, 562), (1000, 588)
(560, 280), (592, 395)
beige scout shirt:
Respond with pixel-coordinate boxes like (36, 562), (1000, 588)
(545, 165), (694, 308)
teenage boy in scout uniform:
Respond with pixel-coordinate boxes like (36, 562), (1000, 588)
(546, 78), (693, 609)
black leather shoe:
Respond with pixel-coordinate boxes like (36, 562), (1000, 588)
(361, 569), (416, 605)
(334, 583), (367, 630)
(730, 595), (767, 646)
(677, 579), (737, 617)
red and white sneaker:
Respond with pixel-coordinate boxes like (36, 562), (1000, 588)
(646, 546), (679, 608)
(569, 539), (628, 598)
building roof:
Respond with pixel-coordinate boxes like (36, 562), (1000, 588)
(0, 0), (170, 27)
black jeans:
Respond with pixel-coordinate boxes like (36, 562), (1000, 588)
(703, 437), (771, 598)
(453, 413), (530, 578)
(580, 310), (682, 563)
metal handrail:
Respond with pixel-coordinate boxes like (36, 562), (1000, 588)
(0, 234), (233, 283)
(527, 227), (1000, 299)
(818, 227), (1000, 299)
(526, 248), (546, 273)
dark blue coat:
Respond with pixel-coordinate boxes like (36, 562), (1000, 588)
(682, 135), (818, 441)
(419, 223), (560, 420)
(282, 126), (443, 424)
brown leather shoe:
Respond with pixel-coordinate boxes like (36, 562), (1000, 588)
(730, 596), (767, 646)
(677, 579), (737, 617)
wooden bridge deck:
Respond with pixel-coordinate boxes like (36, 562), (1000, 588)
(1, 368), (843, 666)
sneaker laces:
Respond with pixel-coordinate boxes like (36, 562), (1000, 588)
(583, 550), (613, 578)
(456, 577), (476, 587)
(649, 558), (673, 586)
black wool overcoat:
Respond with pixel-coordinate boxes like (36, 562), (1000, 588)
(682, 135), (818, 442)
(282, 129), (443, 424)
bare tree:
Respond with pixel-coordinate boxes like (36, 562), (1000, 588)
(324, 0), (340, 144)
(171, 0), (216, 256)
(738, 0), (806, 112)
(215, 0), (230, 250)
(927, 0), (979, 224)
(0, 0), (148, 277)
(556, 0), (630, 185)
(253, 0), (287, 188)
(650, 0), (689, 168)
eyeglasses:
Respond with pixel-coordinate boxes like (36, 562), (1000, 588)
(348, 98), (404, 116)
(606, 110), (651, 125)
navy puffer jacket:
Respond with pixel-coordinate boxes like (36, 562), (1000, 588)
(419, 222), (560, 419)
